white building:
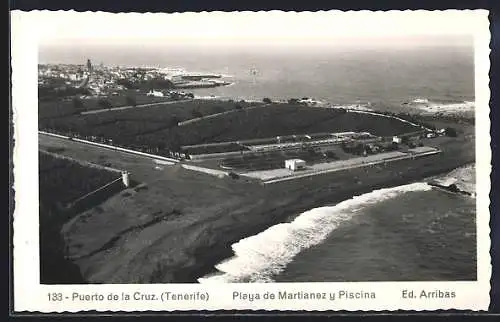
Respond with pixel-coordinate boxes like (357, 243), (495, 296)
(392, 136), (402, 144)
(121, 171), (130, 188)
(285, 159), (306, 171)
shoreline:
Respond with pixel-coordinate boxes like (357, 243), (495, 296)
(54, 159), (472, 285)
(167, 157), (475, 283)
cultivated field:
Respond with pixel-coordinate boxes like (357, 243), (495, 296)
(38, 90), (178, 119)
(39, 101), (422, 158)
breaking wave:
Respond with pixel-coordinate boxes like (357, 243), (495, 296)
(198, 182), (432, 284)
(406, 98), (475, 114)
(329, 102), (373, 111)
(433, 163), (476, 197)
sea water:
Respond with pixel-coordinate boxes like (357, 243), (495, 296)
(40, 44), (474, 111)
(198, 165), (476, 283)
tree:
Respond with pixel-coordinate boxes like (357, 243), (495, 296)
(117, 79), (137, 89)
(156, 142), (166, 151)
(72, 97), (85, 110)
(445, 127), (458, 137)
(213, 105), (225, 113)
(263, 97), (272, 104)
(234, 103), (243, 110)
(324, 150), (336, 159)
(169, 116), (180, 127)
(388, 142), (399, 151)
(98, 98), (112, 109)
(169, 133), (182, 152)
(126, 96), (137, 107)
(191, 109), (203, 118)
(149, 78), (175, 89)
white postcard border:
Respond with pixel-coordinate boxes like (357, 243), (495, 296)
(11, 9), (491, 312)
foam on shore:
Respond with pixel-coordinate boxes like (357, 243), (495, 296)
(433, 163), (476, 197)
(329, 103), (374, 111)
(198, 182), (432, 283)
(405, 98), (475, 114)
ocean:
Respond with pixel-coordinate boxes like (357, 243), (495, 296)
(40, 44), (475, 110)
(40, 43), (477, 282)
(199, 165), (476, 283)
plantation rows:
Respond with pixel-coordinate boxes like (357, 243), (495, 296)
(39, 152), (119, 206)
(184, 143), (250, 155)
(40, 102), (421, 158)
(40, 99), (256, 141)
(38, 91), (175, 119)
(176, 106), (418, 144)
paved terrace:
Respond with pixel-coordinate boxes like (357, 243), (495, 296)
(240, 147), (440, 184)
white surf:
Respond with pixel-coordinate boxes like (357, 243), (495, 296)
(198, 182), (433, 283)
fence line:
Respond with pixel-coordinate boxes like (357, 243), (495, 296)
(346, 109), (433, 132)
(39, 131), (180, 163)
(177, 104), (268, 126)
(80, 99), (192, 115)
(69, 177), (123, 206)
(39, 149), (123, 173)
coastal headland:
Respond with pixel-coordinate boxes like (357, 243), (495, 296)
(38, 93), (475, 284)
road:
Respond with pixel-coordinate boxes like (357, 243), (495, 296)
(80, 99), (193, 115)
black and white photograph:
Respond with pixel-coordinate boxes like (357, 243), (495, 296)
(11, 9), (491, 311)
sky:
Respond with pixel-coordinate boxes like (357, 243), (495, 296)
(26, 10), (485, 50)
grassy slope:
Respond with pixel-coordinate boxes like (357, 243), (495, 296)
(39, 153), (122, 284)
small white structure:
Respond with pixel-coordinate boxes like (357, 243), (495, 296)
(285, 159), (306, 171)
(147, 89), (164, 97)
(121, 171), (130, 188)
(392, 136), (402, 144)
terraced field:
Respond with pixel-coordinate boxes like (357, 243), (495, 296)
(39, 101), (421, 157)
